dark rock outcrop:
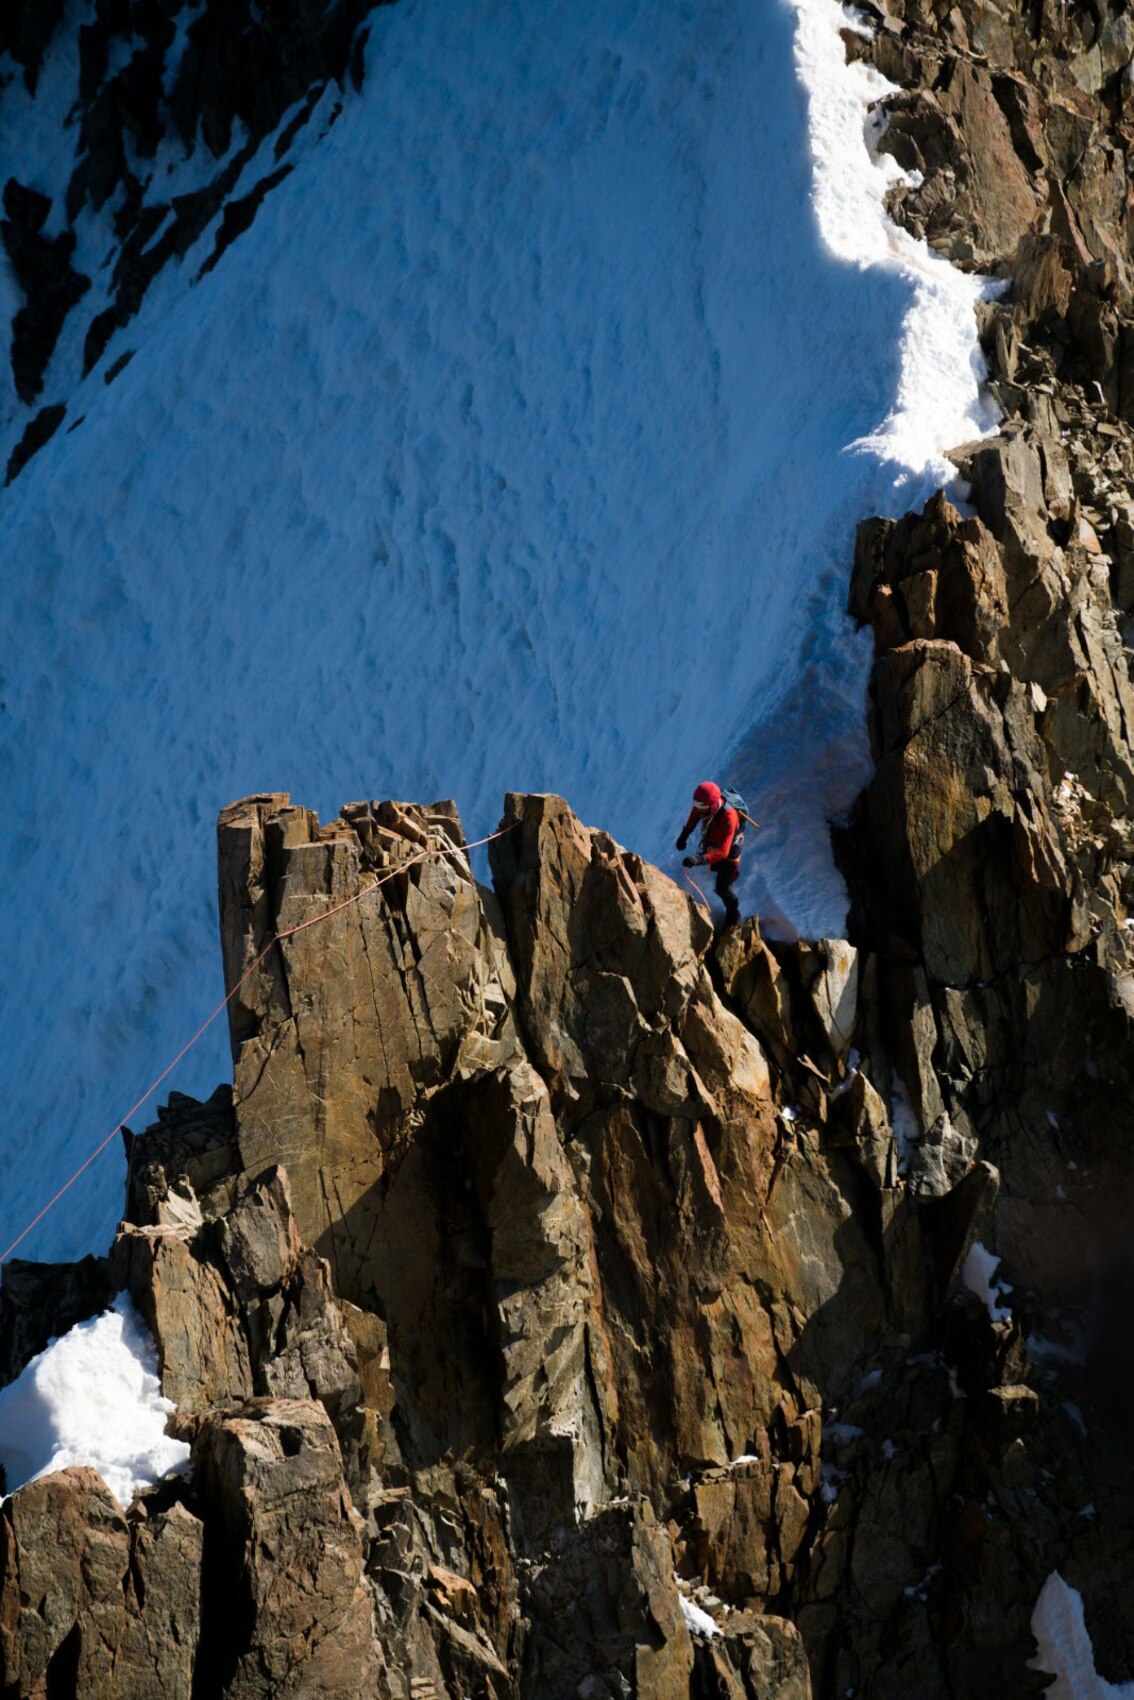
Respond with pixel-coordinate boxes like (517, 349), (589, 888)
(1, 179), (89, 404)
(833, 2), (1134, 1690)
(0, 1252), (117, 1388)
(0, 0), (390, 478)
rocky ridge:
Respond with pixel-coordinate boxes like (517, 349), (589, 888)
(0, 764), (1127, 1698)
(841, 0), (1134, 1684)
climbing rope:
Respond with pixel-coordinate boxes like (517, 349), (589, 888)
(682, 866), (712, 912)
(0, 821), (517, 1266)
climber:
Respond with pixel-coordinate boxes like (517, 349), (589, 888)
(676, 781), (743, 928)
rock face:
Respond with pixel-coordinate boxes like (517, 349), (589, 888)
(837, 2), (1134, 1690)
(208, 790), (889, 1688)
(191, 1399), (378, 1700)
(846, 4), (1134, 1255)
(0, 791), (882, 1696)
(217, 795), (524, 1310)
(3, 778), (1133, 1696)
(0, 1469), (202, 1700)
(844, 481), (1134, 1287)
(5, 745), (1126, 1696)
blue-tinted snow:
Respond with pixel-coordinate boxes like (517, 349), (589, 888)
(2, 0), (995, 1260)
(1030, 1573), (1134, 1699)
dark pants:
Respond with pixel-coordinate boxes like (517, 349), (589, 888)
(714, 859), (741, 922)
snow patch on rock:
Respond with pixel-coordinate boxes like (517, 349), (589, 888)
(961, 1241), (1012, 1323)
(1030, 1572), (1134, 1699)
(0, 1293), (190, 1509)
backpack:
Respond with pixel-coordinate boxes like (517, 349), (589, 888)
(722, 788), (747, 859)
(702, 786), (748, 860)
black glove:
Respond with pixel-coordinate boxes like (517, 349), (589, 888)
(675, 833), (688, 851)
(682, 854), (704, 868)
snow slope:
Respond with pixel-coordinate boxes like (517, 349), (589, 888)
(2, 0), (994, 1261)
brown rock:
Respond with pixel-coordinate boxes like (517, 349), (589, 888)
(935, 60), (1040, 263)
(0, 1468), (130, 1696)
(191, 1398), (378, 1699)
(687, 1461), (811, 1602)
(122, 1224), (254, 1411)
(490, 793), (878, 1484)
(524, 1501), (693, 1700)
(975, 1383), (1040, 1453)
(488, 792), (711, 1102)
(122, 1160), (364, 1495)
(879, 61), (1039, 266)
(856, 638), (1065, 984)
(920, 1160), (1001, 1295)
(1012, 231), (1074, 330)
(113, 1499), (204, 1700)
(461, 1062), (603, 1543)
(0, 1471), (201, 1700)
(713, 917), (797, 1066)
(218, 794), (523, 1305)
(123, 1084), (239, 1229)
(827, 1070), (899, 1193)
(705, 1612), (812, 1700)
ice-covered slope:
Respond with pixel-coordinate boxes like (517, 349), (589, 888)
(2, 0), (994, 1261)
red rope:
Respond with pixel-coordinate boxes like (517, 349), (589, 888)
(683, 866), (712, 911)
(0, 822), (516, 1266)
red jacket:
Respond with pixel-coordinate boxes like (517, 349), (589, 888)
(682, 804), (740, 866)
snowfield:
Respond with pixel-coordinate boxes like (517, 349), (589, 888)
(2, 0), (995, 1262)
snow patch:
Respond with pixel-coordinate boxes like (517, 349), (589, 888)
(679, 1593), (721, 1640)
(888, 1076), (920, 1174)
(904, 1562), (942, 1601)
(788, 0), (1000, 492)
(820, 1462), (845, 1503)
(0, 1293), (190, 1509)
(961, 1242), (1012, 1323)
(1030, 1573), (1134, 1699)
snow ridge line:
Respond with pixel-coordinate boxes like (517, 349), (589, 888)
(0, 821), (519, 1267)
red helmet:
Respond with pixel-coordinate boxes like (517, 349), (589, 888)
(692, 781), (721, 812)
